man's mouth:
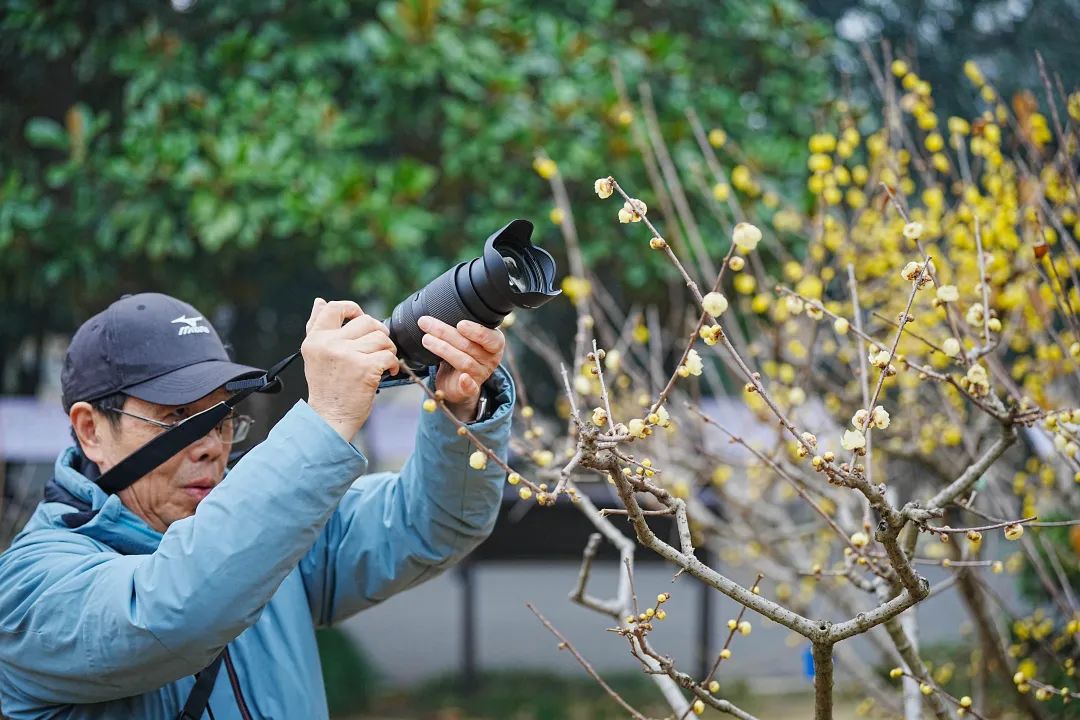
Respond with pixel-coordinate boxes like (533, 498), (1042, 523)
(182, 481), (216, 502)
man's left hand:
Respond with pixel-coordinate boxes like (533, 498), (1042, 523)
(417, 316), (505, 420)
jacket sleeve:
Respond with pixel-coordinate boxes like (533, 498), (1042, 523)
(0, 401), (369, 703)
(299, 366), (514, 626)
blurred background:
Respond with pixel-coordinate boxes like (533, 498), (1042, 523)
(1, 1), (1077, 717)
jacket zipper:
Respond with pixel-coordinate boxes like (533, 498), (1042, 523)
(223, 647), (253, 720)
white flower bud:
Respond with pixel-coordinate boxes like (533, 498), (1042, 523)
(902, 221), (923, 240)
(936, 285), (959, 302)
(702, 291), (729, 317)
(943, 338), (961, 357)
(699, 324), (722, 346)
(966, 364), (987, 384)
(869, 349), (892, 368)
(469, 450), (488, 470)
(594, 177), (614, 199)
(965, 303), (985, 326)
(732, 222), (763, 252)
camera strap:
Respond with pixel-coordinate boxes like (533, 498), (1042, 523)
(176, 650), (225, 720)
(96, 352), (300, 495)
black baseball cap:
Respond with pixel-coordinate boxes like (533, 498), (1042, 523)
(61, 293), (276, 411)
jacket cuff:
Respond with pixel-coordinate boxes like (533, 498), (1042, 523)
(424, 365), (515, 433)
(291, 400), (369, 467)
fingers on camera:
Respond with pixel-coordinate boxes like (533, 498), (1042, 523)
(376, 350), (401, 376)
(420, 316), (494, 357)
(421, 335), (488, 378)
(351, 332), (397, 356)
(457, 320), (503, 353)
(305, 298), (327, 333)
(340, 313), (387, 340)
(310, 299), (363, 331)
(424, 322), (488, 359)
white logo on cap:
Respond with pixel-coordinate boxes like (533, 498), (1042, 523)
(171, 315), (211, 336)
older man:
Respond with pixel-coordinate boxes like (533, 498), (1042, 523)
(0, 292), (513, 719)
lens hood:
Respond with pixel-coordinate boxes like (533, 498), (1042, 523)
(385, 218), (561, 370)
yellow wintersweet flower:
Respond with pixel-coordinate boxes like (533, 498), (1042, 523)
(618, 198), (647, 223)
(731, 165), (752, 190)
(593, 177), (614, 199)
(702, 292), (729, 317)
(842, 430), (866, 451)
(936, 285), (959, 302)
(560, 276), (592, 306)
(533, 157), (557, 179)
(963, 60), (984, 85)
(732, 222), (763, 252)
(683, 349), (704, 376)
(469, 450), (488, 470)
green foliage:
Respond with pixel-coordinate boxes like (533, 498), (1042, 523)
(914, 638), (1080, 719)
(0, 0), (832, 389)
(316, 626), (381, 715)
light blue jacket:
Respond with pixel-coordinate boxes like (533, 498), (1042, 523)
(0, 369), (514, 719)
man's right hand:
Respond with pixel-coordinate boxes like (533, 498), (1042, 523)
(302, 298), (400, 441)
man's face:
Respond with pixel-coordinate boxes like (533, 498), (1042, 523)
(87, 388), (233, 532)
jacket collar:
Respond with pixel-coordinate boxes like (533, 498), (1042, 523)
(39, 447), (164, 555)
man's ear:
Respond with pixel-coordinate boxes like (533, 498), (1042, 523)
(69, 402), (112, 467)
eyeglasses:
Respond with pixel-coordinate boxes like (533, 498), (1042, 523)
(106, 407), (254, 444)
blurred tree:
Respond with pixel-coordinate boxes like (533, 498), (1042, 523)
(805, 0), (1080, 119)
(0, 0), (832, 393)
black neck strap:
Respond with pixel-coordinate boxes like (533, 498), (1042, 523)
(177, 650), (225, 720)
(96, 352), (301, 495)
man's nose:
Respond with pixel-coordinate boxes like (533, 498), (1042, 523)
(187, 428), (226, 462)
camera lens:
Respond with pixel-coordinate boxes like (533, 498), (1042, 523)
(386, 219), (560, 368)
(503, 256), (527, 293)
